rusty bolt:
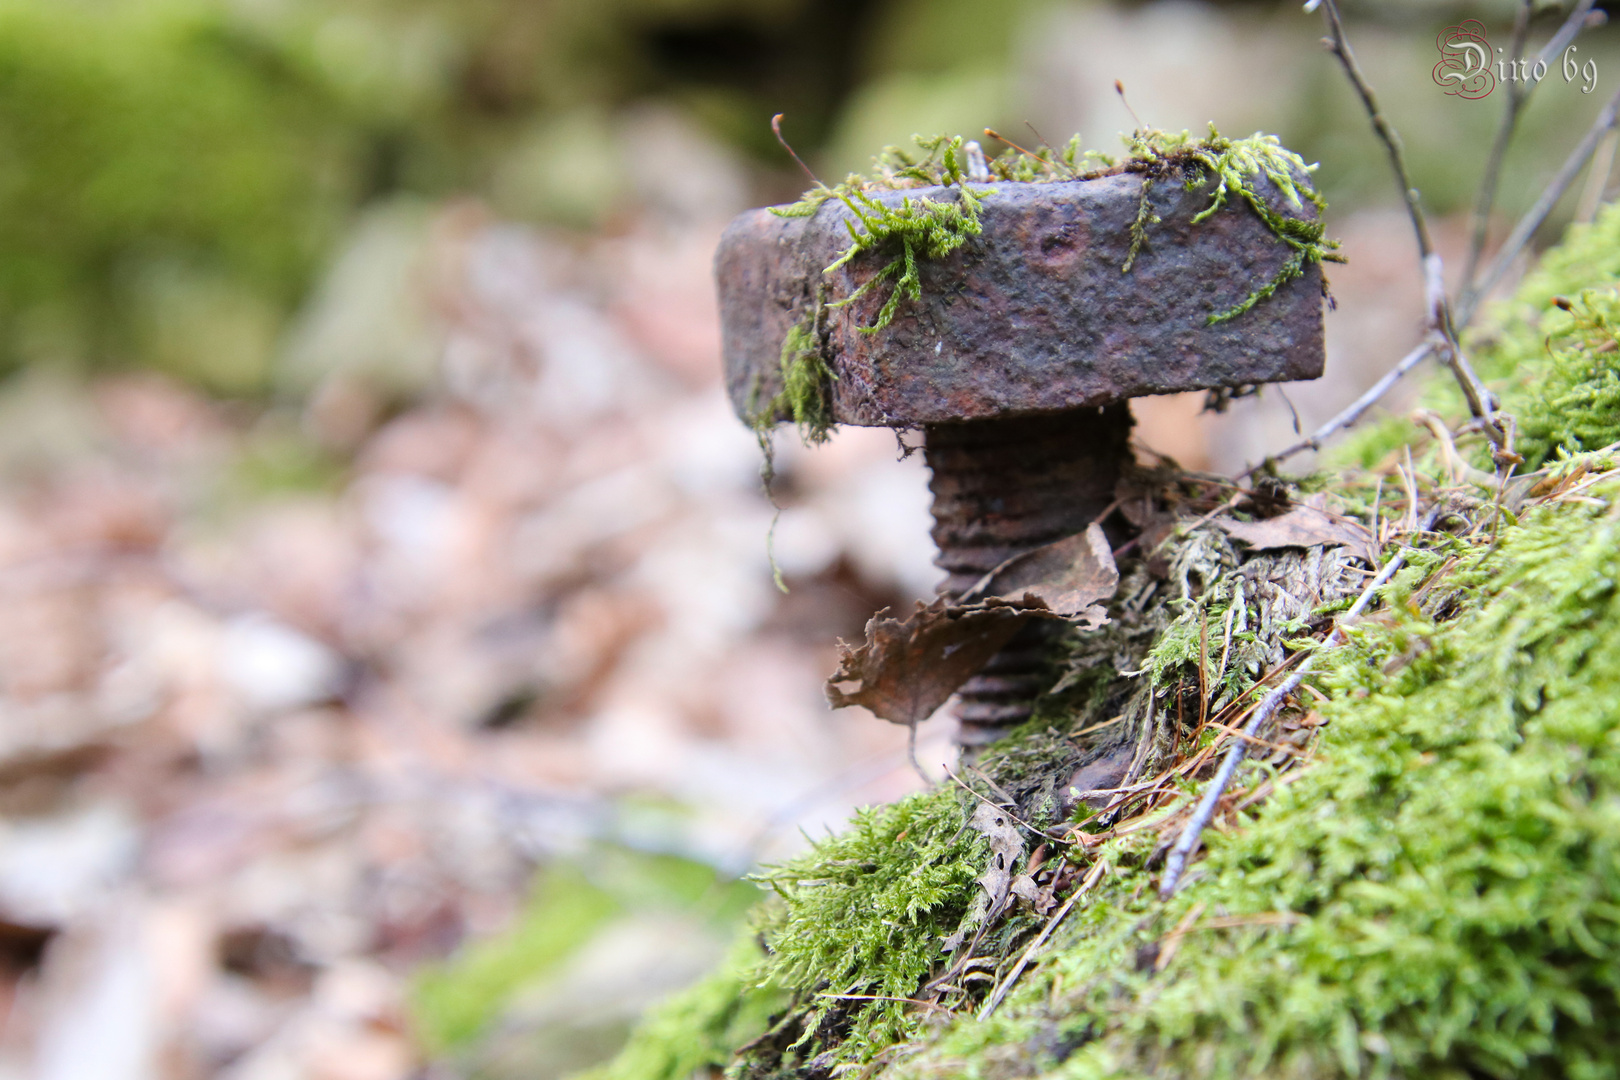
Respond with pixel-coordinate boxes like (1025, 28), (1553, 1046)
(715, 171), (1325, 742)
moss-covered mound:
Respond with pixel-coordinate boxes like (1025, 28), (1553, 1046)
(585, 202), (1620, 1080)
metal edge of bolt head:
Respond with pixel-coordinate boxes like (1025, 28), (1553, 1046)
(715, 170), (1326, 429)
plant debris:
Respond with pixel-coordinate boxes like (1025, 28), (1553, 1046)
(587, 197), (1620, 1080)
(1214, 494), (1379, 565)
(825, 526), (1119, 727)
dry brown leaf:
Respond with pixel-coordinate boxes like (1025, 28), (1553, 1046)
(1216, 496), (1378, 565)
(971, 801), (1025, 912)
(981, 523), (1118, 625)
(824, 599), (1029, 726)
(942, 802), (1029, 952)
(826, 526), (1121, 725)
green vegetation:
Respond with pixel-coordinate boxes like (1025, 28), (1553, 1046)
(0, 0), (356, 388)
(575, 932), (787, 1080)
(1121, 127), (1343, 324)
(755, 791), (990, 1063)
(772, 134), (991, 336)
(413, 850), (761, 1056)
(754, 319), (838, 447)
(414, 864), (621, 1054)
(583, 193), (1620, 1080)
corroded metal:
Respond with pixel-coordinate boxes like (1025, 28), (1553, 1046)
(925, 407), (1131, 740)
(716, 173), (1324, 428)
(714, 172), (1327, 742)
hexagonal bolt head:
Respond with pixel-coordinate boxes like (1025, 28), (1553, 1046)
(715, 171), (1326, 739)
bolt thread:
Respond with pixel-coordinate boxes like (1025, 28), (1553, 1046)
(923, 405), (1132, 742)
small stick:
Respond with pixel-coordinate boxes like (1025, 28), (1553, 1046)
(979, 859), (1109, 1020)
(1154, 900), (1207, 972)
(1157, 516), (1431, 900)
(1203, 720), (1304, 757)
(1457, 81), (1620, 326)
(1316, 0), (1501, 445)
(815, 992), (952, 1014)
(1461, 0), (1537, 292)
(1576, 130), (1617, 224)
(1197, 610), (1210, 735)
(1237, 340), (1435, 479)
(771, 113), (822, 187)
(1462, 0), (1598, 287)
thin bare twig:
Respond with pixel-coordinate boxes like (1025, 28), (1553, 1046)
(1463, 1), (1537, 291)
(816, 993), (952, 1014)
(1318, 0), (1502, 448)
(1464, 0), (1599, 289)
(1458, 81), (1620, 326)
(979, 859), (1109, 1021)
(1158, 511), (1436, 900)
(1242, 0), (1604, 479)
(1237, 341), (1436, 478)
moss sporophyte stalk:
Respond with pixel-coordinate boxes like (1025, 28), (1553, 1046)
(584, 201), (1620, 1079)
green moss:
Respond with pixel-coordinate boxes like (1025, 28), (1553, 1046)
(414, 863), (620, 1054)
(1120, 126), (1342, 325)
(1460, 200), (1620, 468)
(753, 788), (990, 1065)
(414, 850), (762, 1057)
(773, 134), (990, 336)
(577, 931), (787, 1080)
(755, 319), (837, 447)
(601, 460), (1620, 1078)
(1512, 288), (1620, 464)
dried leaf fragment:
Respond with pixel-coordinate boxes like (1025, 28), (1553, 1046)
(1216, 496), (1378, 564)
(942, 801), (1028, 952)
(979, 523), (1119, 625)
(824, 599), (1029, 726)
(827, 526), (1122, 725)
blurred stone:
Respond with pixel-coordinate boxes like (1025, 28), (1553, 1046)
(218, 614), (346, 716)
(0, 803), (140, 926)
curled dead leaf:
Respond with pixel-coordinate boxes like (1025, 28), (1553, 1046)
(827, 526), (1120, 726)
(824, 599), (1029, 726)
(1215, 495), (1378, 565)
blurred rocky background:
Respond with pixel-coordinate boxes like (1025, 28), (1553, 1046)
(0, 1), (1612, 1077)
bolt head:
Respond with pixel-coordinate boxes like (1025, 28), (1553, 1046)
(715, 172), (1326, 428)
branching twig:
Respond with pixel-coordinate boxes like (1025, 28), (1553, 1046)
(1236, 340), (1436, 478)
(1463, 1), (1537, 291)
(1157, 512), (1436, 900)
(1240, 1), (1608, 478)
(1463, 0), (1599, 290)
(1318, 0), (1504, 450)
(1458, 81), (1620, 325)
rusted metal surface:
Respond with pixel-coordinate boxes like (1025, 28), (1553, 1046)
(714, 171), (1329, 742)
(924, 408), (1131, 739)
(716, 172), (1325, 428)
